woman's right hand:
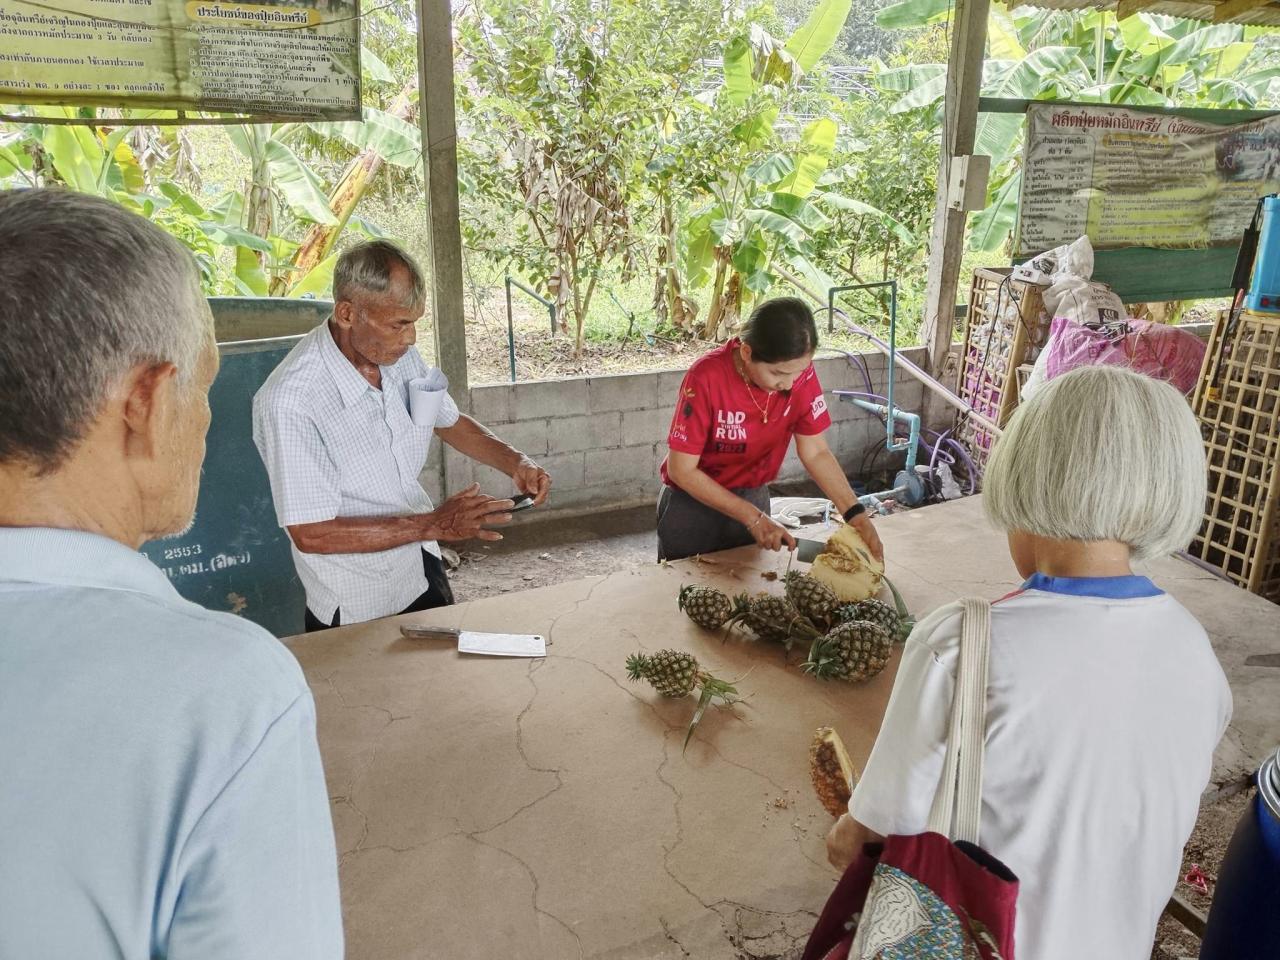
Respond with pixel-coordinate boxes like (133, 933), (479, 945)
(747, 510), (797, 552)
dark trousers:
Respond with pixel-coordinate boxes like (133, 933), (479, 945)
(304, 549), (455, 633)
(656, 483), (771, 562)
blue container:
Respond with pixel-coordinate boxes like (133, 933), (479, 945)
(1199, 748), (1280, 959)
(138, 298), (329, 639)
(1244, 195), (1280, 314)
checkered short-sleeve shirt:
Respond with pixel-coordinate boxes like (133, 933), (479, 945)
(252, 322), (460, 625)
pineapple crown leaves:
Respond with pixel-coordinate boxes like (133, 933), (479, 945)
(881, 574), (916, 640)
(624, 652), (653, 683)
(725, 591), (822, 643)
(682, 673), (746, 753)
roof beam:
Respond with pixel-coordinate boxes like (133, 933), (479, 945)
(1212, 0), (1277, 21)
(1115, 0), (1162, 19)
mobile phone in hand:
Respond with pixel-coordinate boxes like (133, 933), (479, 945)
(510, 493), (536, 512)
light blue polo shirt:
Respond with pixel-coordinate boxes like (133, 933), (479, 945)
(0, 527), (343, 959)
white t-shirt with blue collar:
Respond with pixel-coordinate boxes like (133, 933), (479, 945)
(851, 572), (1231, 960)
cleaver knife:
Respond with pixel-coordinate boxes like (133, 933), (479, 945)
(793, 538), (824, 564)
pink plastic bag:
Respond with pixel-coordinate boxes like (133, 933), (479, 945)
(1042, 317), (1206, 395)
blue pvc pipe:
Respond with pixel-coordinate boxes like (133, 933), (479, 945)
(844, 397), (920, 502)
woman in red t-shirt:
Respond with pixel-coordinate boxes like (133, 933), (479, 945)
(658, 297), (883, 562)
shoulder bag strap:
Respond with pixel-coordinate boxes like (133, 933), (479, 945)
(926, 598), (993, 845)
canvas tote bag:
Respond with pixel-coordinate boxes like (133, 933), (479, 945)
(802, 598), (1019, 960)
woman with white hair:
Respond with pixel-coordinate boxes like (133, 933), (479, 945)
(826, 366), (1231, 959)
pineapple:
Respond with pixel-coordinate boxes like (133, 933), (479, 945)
(810, 727), (857, 818)
(804, 620), (893, 682)
(725, 592), (821, 649)
(783, 571), (840, 628)
(836, 598), (900, 637)
(678, 584), (733, 631)
(626, 649), (699, 697)
(625, 648), (742, 752)
(809, 521), (884, 602)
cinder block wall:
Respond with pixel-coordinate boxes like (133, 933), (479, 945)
(423, 346), (941, 515)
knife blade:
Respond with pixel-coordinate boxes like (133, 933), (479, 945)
(794, 538), (824, 564)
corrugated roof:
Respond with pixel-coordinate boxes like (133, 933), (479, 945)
(1012, 0), (1280, 28)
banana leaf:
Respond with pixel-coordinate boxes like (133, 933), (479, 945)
(774, 118), (836, 199)
(784, 0), (853, 73)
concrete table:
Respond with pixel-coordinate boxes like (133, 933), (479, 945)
(286, 496), (1279, 959)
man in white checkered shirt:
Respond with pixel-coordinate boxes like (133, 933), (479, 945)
(253, 241), (551, 631)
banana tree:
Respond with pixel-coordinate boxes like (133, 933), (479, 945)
(271, 82), (420, 295)
(673, 0), (857, 338)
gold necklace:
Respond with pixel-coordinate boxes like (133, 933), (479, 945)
(736, 353), (775, 424)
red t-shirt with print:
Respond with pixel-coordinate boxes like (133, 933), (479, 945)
(660, 339), (832, 490)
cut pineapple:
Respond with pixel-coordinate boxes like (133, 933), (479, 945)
(808, 521), (884, 602)
(810, 727), (857, 818)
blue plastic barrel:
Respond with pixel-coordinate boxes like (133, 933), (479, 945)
(1244, 195), (1280, 314)
(1199, 747), (1280, 959)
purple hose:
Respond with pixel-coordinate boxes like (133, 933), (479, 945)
(833, 384), (982, 495)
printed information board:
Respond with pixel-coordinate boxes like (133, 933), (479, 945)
(1015, 103), (1280, 257)
(0, 0), (359, 118)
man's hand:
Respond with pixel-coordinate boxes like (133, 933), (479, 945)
(512, 456), (551, 506)
(747, 511), (797, 552)
(425, 484), (514, 542)
(852, 512), (885, 564)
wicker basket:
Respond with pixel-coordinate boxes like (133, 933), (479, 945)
(1188, 309), (1280, 604)
(955, 268), (1054, 474)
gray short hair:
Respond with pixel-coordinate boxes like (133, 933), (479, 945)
(0, 189), (211, 472)
(983, 366), (1206, 561)
(333, 239), (426, 307)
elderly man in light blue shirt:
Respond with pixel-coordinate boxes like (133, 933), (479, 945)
(0, 189), (343, 958)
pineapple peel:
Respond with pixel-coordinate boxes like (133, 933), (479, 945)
(810, 726), (857, 818)
(808, 522), (885, 602)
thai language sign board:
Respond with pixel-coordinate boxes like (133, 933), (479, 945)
(0, 0), (360, 118)
(1015, 103), (1280, 257)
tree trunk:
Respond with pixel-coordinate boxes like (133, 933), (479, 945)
(655, 200), (697, 332)
(244, 126), (275, 271)
(272, 83), (418, 296)
(703, 251), (730, 339)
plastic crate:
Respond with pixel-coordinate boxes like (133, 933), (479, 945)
(1188, 308), (1280, 604)
(955, 268), (1053, 474)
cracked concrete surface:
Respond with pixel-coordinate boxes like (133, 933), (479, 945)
(286, 497), (1279, 958)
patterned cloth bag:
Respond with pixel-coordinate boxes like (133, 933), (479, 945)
(802, 599), (1019, 960)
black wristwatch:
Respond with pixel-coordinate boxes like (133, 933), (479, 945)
(842, 502), (867, 523)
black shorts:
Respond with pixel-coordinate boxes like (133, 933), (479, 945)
(304, 548), (455, 632)
(655, 483), (771, 562)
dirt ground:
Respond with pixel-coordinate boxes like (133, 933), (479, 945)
(448, 503), (1249, 958)
(1150, 787), (1254, 959)
(447, 503), (658, 601)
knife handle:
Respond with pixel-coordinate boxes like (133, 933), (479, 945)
(399, 625), (462, 642)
